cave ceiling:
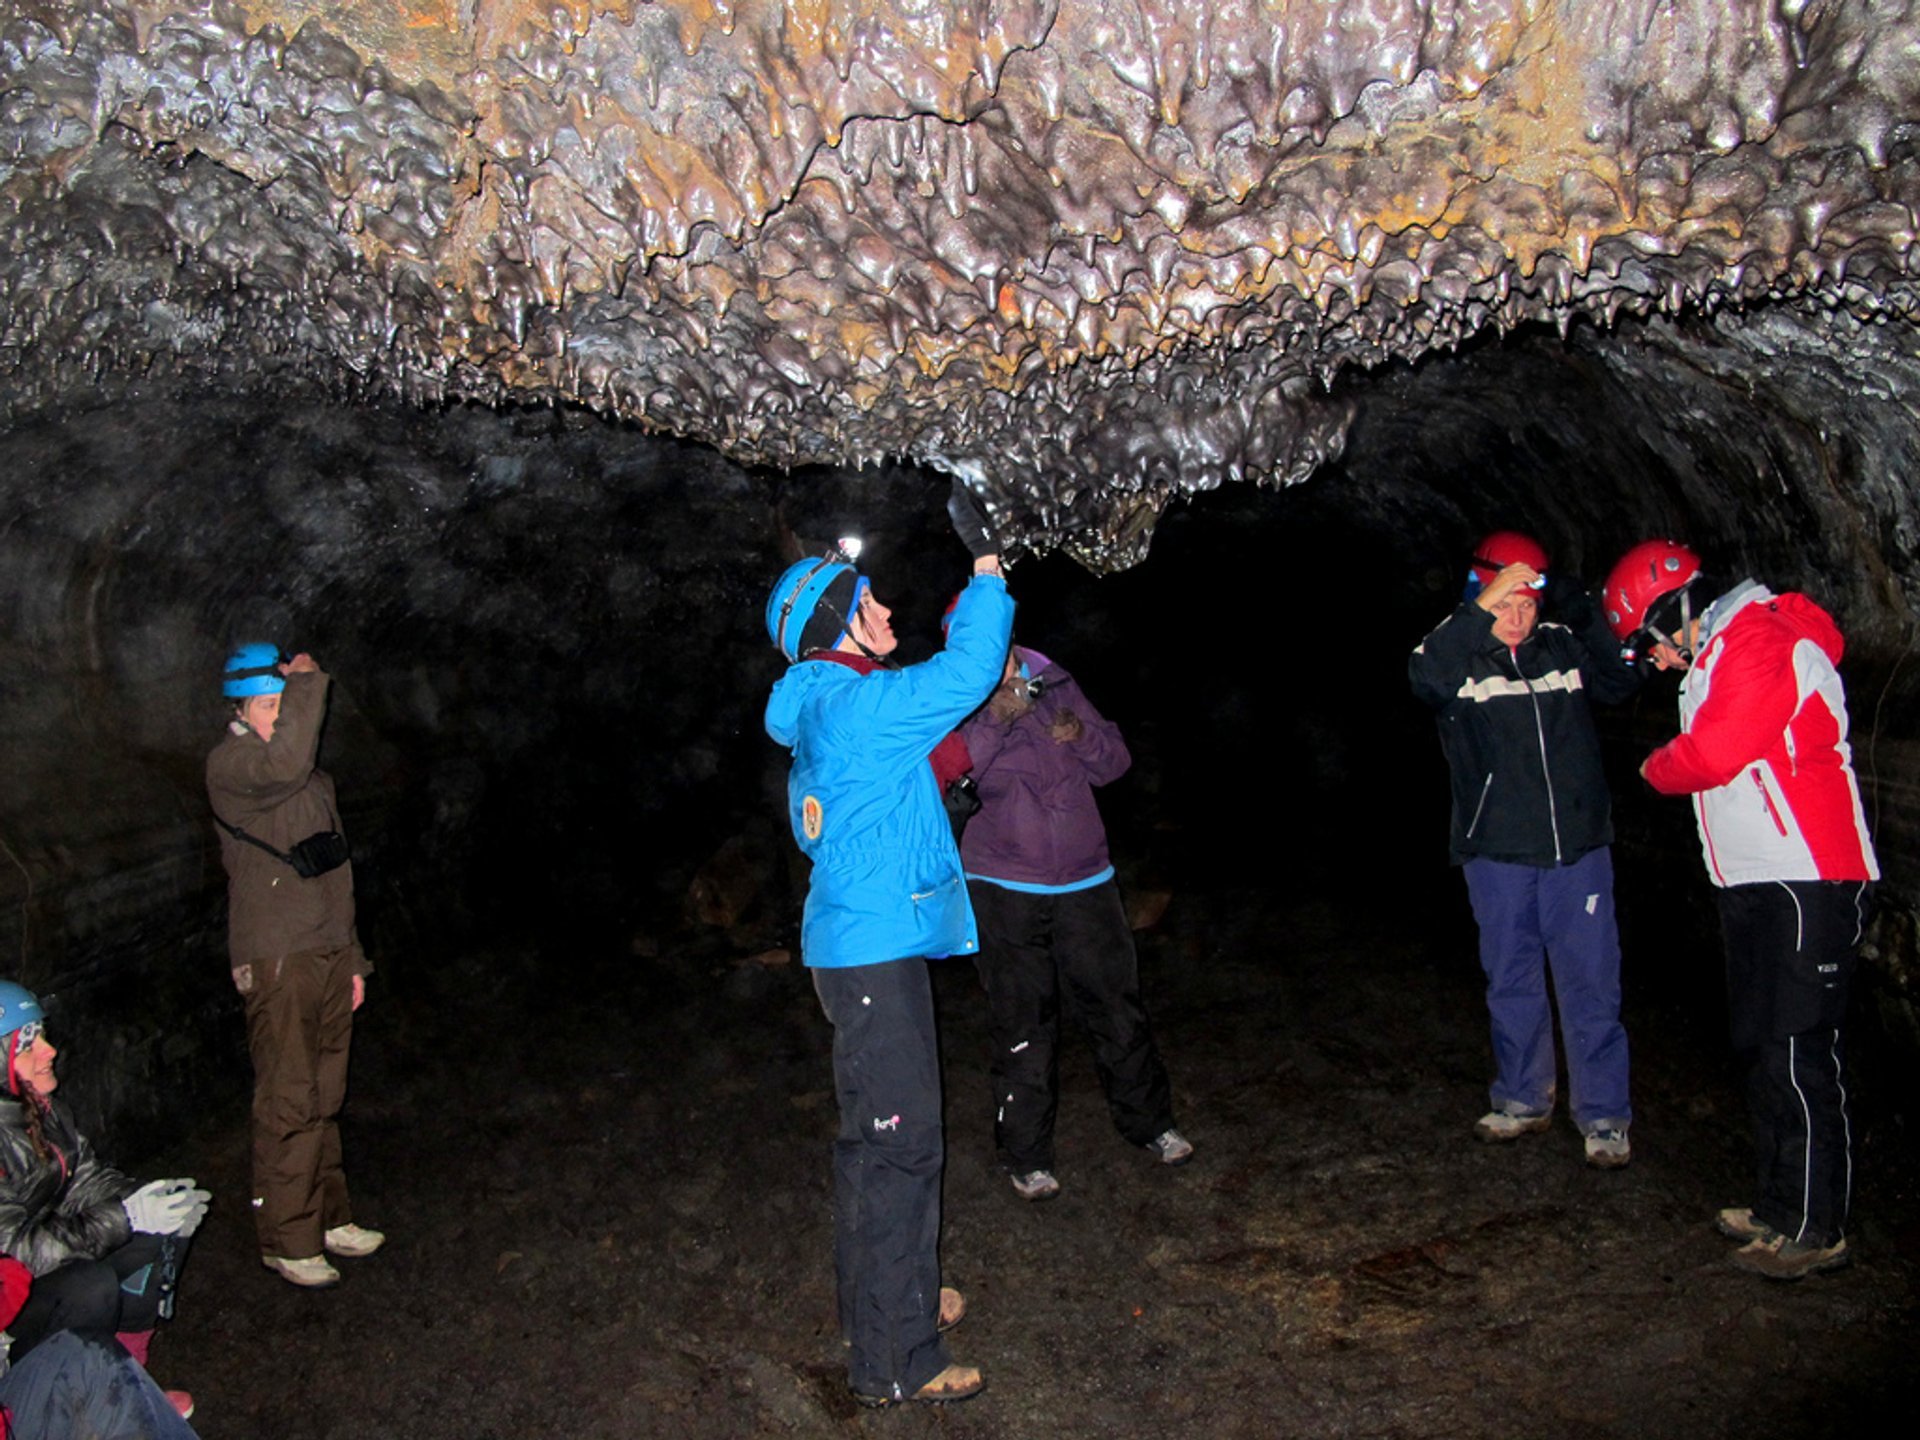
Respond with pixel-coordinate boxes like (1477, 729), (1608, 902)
(3, 1), (1919, 568)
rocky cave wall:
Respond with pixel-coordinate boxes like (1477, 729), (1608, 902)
(4, 1), (1920, 1150)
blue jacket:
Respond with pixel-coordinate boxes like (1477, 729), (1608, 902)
(765, 573), (1013, 967)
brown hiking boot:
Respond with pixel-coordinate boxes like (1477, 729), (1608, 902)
(1715, 1207), (1776, 1242)
(1731, 1232), (1850, 1281)
(937, 1286), (965, 1332)
(852, 1363), (986, 1407)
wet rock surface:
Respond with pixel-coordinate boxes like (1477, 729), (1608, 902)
(148, 866), (1917, 1438)
(6, 2), (1920, 564)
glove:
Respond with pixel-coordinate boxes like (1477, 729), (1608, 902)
(172, 1184), (212, 1238)
(946, 477), (1000, 559)
(985, 678), (1035, 724)
(123, 1179), (211, 1237)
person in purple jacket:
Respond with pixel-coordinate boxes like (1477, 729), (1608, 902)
(958, 642), (1191, 1201)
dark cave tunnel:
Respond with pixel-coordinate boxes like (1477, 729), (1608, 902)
(5, 303), (1917, 1110)
(4, 303), (1920, 1434)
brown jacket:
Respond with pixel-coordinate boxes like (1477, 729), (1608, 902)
(205, 668), (369, 977)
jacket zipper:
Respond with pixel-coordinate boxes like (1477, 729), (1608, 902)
(1466, 773), (1493, 837)
(1751, 769), (1790, 837)
(1515, 649), (1563, 863)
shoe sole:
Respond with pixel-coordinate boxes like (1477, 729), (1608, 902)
(1731, 1243), (1852, 1282)
(852, 1379), (985, 1408)
(1585, 1151), (1631, 1170)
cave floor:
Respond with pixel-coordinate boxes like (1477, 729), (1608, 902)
(151, 878), (1917, 1440)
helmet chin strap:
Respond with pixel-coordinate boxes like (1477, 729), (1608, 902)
(1674, 586), (1696, 664)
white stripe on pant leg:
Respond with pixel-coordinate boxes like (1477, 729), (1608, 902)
(1832, 1027), (1852, 1229)
(1787, 1034), (1815, 1244)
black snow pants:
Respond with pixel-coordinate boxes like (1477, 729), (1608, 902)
(1718, 879), (1870, 1248)
(967, 878), (1175, 1174)
(812, 957), (953, 1400)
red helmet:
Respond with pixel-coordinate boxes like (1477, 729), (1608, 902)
(1469, 531), (1549, 591)
(1603, 539), (1703, 640)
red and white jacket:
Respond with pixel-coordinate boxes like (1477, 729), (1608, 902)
(1643, 582), (1879, 887)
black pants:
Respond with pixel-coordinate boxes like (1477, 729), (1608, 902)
(8, 1233), (185, 1360)
(968, 879), (1175, 1173)
(1718, 879), (1869, 1247)
(812, 959), (952, 1399)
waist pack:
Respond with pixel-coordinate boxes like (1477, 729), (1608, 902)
(214, 814), (351, 879)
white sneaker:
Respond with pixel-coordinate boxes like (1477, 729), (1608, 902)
(323, 1222), (386, 1258)
(1146, 1128), (1195, 1166)
(1473, 1106), (1552, 1143)
(1009, 1169), (1061, 1201)
(1583, 1128), (1631, 1169)
(262, 1253), (341, 1288)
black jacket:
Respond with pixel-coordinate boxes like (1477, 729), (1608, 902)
(1409, 591), (1641, 868)
(0, 1092), (137, 1276)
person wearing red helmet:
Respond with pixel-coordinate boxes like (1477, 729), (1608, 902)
(1411, 532), (1642, 1167)
(1613, 543), (1878, 1281)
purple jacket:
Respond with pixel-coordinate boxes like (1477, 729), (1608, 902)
(959, 648), (1130, 887)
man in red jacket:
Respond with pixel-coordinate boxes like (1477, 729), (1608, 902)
(1606, 541), (1879, 1281)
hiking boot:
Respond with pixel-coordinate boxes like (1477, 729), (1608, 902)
(165, 1390), (195, 1420)
(937, 1285), (965, 1332)
(262, 1253), (341, 1288)
(1583, 1128), (1631, 1169)
(1146, 1128), (1195, 1166)
(323, 1222), (386, 1258)
(853, 1363), (986, 1407)
(1730, 1232), (1851, 1281)
(1009, 1169), (1061, 1201)
(1715, 1207), (1777, 1242)
(1473, 1105), (1552, 1142)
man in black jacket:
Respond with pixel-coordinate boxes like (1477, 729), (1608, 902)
(1410, 533), (1642, 1168)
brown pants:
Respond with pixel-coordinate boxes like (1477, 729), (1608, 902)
(243, 946), (356, 1259)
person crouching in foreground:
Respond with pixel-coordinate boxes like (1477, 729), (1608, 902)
(762, 485), (1011, 1407)
(0, 983), (206, 1420)
(206, 645), (384, 1289)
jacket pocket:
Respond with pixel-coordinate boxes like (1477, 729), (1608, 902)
(1750, 769), (1790, 837)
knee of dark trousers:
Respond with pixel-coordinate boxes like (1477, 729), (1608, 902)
(16, 1258), (125, 1344)
(254, 1081), (327, 1131)
(862, 1119), (944, 1172)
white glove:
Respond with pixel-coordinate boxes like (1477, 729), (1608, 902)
(171, 1183), (212, 1238)
(122, 1179), (210, 1236)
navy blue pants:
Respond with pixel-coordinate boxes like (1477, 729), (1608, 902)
(1719, 879), (1868, 1247)
(1462, 847), (1631, 1132)
(968, 879), (1175, 1173)
(812, 959), (952, 1400)
(0, 1331), (199, 1439)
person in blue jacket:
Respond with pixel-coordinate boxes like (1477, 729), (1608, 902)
(762, 485), (1011, 1408)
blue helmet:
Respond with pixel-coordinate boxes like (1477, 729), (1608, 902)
(222, 643), (286, 698)
(766, 557), (865, 663)
(0, 982), (41, 1044)
(0, 981), (44, 1094)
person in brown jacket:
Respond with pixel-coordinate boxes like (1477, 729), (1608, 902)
(205, 644), (384, 1288)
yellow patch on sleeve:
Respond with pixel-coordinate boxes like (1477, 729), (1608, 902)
(802, 794), (824, 840)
